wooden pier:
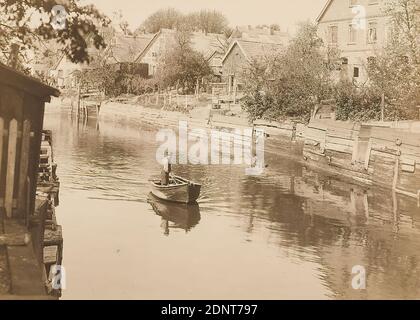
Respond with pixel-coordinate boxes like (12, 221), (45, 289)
(72, 86), (103, 119)
(0, 63), (61, 299)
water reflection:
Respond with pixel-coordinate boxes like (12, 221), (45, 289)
(147, 193), (201, 236)
(43, 109), (420, 299)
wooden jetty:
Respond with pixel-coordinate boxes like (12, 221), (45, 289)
(0, 63), (61, 299)
(73, 86), (104, 119)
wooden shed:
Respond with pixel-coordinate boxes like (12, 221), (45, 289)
(0, 64), (59, 220)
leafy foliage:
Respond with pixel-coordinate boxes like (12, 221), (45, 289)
(154, 30), (212, 93)
(242, 22), (339, 122)
(137, 8), (231, 35)
(365, 0), (420, 120)
(334, 81), (382, 121)
(0, 0), (110, 71)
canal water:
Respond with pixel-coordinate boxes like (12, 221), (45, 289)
(43, 109), (420, 300)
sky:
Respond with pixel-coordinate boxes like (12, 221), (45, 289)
(82, 0), (327, 34)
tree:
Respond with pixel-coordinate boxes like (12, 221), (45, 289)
(112, 10), (132, 36)
(0, 0), (109, 72)
(185, 10), (230, 34)
(366, 0), (420, 120)
(155, 30), (212, 93)
(242, 22), (339, 122)
(137, 8), (231, 35)
(138, 8), (183, 34)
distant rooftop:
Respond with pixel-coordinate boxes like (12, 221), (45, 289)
(230, 26), (290, 46)
(105, 33), (154, 64)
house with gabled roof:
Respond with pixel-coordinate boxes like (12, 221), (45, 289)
(221, 39), (284, 92)
(316, 0), (392, 82)
(101, 33), (153, 66)
(134, 28), (226, 77)
(50, 32), (154, 88)
(206, 49), (224, 78)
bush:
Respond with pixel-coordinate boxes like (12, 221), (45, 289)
(334, 81), (382, 121)
(334, 81), (417, 121)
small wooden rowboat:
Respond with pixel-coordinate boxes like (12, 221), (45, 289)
(149, 175), (201, 204)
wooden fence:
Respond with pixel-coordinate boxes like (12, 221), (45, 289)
(0, 117), (33, 219)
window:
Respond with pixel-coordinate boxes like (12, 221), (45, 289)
(353, 67), (359, 78)
(368, 22), (378, 43)
(329, 25), (338, 44)
(349, 24), (357, 43)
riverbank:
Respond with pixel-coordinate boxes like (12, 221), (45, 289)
(50, 98), (420, 200)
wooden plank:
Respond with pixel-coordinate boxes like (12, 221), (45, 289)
(370, 127), (420, 147)
(5, 119), (18, 218)
(401, 164), (415, 173)
(325, 136), (355, 147)
(352, 134), (359, 163)
(0, 117), (4, 181)
(401, 156), (416, 166)
(17, 120), (31, 215)
(364, 140), (372, 170)
(43, 246), (58, 265)
(0, 233), (31, 246)
(325, 142), (353, 154)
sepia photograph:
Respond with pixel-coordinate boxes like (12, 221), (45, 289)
(0, 0), (419, 305)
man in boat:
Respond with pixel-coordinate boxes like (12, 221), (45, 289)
(161, 150), (172, 186)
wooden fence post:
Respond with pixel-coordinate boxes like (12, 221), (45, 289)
(5, 119), (18, 218)
(17, 120), (31, 216)
(0, 117), (4, 177)
(77, 84), (81, 118)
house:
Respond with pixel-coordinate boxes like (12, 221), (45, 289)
(50, 54), (84, 89)
(206, 50), (224, 78)
(101, 33), (153, 76)
(49, 31), (154, 88)
(49, 35), (104, 89)
(221, 39), (284, 92)
(134, 29), (226, 77)
(316, 0), (391, 82)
